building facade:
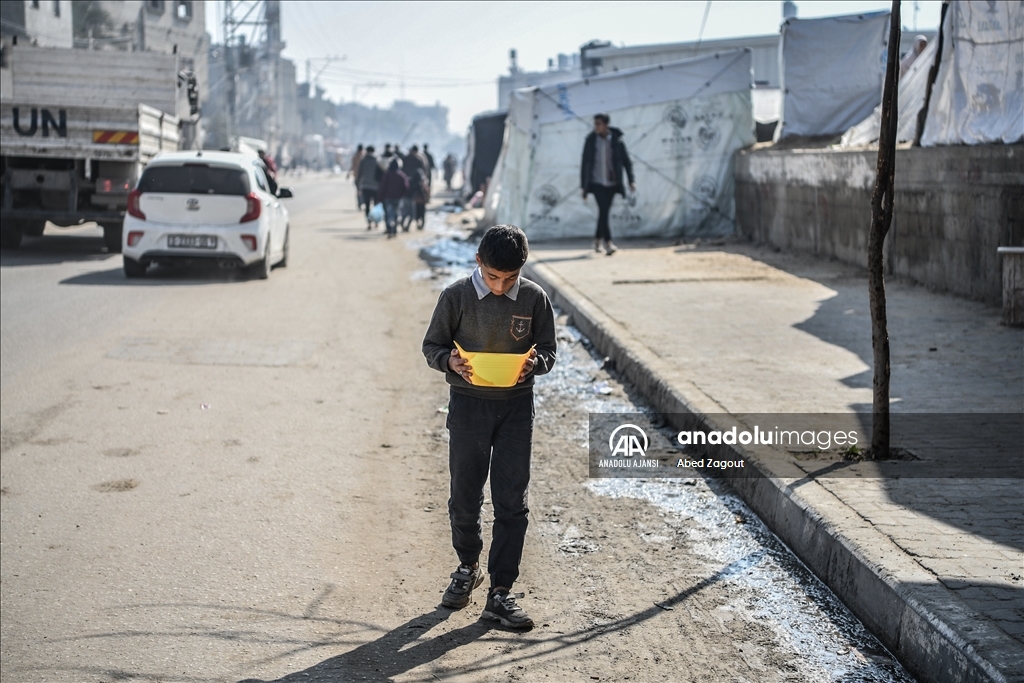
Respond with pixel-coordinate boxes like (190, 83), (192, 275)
(71, 0), (209, 106)
(1, 1), (74, 48)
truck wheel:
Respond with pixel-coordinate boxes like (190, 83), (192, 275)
(23, 220), (46, 237)
(103, 223), (124, 253)
(0, 225), (23, 249)
(123, 256), (147, 278)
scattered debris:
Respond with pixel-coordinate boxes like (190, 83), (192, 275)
(92, 479), (139, 493)
(558, 538), (599, 554)
(558, 526), (599, 555)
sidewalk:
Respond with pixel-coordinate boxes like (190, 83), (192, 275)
(525, 239), (1024, 683)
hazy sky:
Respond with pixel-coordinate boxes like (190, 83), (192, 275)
(205, 1), (942, 134)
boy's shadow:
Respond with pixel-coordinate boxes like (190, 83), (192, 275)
(240, 556), (752, 682)
(240, 606), (493, 683)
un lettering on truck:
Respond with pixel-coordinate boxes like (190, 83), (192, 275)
(0, 42), (181, 251)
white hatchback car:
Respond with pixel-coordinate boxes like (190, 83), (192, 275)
(122, 151), (292, 279)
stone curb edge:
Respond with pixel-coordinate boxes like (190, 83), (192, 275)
(525, 259), (1021, 683)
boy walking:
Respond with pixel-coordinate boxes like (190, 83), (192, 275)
(422, 225), (557, 630)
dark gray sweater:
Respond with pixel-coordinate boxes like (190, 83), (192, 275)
(422, 275), (557, 399)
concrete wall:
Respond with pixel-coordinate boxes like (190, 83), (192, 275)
(735, 145), (1024, 305)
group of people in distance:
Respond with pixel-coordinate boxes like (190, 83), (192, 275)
(348, 110), (638, 253)
(350, 142), (435, 237)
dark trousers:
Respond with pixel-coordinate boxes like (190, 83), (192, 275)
(383, 199), (399, 235)
(591, 184), (616, 242)
(447, 389), (534, 589)
(361, 189), (377, 217)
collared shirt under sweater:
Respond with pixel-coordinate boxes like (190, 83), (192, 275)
(422, 269), (557, 399)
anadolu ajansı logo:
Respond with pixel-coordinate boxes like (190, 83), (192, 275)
(608, 424), (649, 458)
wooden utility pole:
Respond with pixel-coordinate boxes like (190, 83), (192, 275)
(868, 1), (901, 459)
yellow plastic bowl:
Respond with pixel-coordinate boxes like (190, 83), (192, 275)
(453, 341), (535, 388)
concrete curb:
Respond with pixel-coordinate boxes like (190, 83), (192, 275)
(525, 259), (1023, 683)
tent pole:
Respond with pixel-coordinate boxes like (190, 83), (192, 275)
(914, 0), (949, 147)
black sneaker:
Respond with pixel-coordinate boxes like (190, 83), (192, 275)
(481, 590), (534, 630)
(441, 564), (484, 609)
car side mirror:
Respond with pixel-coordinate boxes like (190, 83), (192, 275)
(277, 187), (293, 199)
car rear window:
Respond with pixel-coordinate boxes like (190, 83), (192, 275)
(138, 164), (250, 195)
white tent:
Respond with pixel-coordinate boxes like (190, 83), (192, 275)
(483, 49), (755, 240)
(921, 0), (1024, 146)
(776, 11), (892, 140)
(839, 37), (938, 147)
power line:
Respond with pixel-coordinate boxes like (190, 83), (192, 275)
(316, 72), (493, 89)
(693, 1), (712, 56)
(317, 63), (493, 86)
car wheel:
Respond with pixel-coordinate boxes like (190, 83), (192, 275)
(123, 256), (147, 278)
(103, 222), (123, 253)
(251, 240), (271, 280)
(277, 227), (289, 268)
(0, 224), (23, 249)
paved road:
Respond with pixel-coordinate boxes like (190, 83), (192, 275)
(1, 176), (914, 682)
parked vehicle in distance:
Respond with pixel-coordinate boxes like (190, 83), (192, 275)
(122, 151), (292, 279)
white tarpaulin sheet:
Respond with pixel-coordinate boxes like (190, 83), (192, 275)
(483, 50), (756, 240)
(840, 37), (938, 146)
(921, 0), (1024, 146)
(777, 11), (891, 139)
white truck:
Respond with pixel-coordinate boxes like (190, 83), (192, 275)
(0, 40), (186, 250)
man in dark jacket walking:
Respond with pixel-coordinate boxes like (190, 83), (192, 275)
(378, 159), (409, 238)
(356, 146), (383, 229)
(422, 143), (436, 188)
(580, 113), (635, 255)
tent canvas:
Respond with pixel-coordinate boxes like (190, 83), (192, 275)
(839, 36), (938, 147)
(776, 11), (891, 140)
(483, 49), (756, 240)
(921, 0), (1024, 146)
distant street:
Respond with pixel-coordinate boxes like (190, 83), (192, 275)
(1, 175), (913, 683)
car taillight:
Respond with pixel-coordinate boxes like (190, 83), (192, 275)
(240, 192), (261, 223)
(240, 235), (258, 251)
(127, 189), (145, 220)
(127, 231), (144, 247)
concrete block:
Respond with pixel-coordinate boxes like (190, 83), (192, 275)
(998, 247), (1024, 326)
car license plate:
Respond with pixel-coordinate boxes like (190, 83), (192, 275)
(168, 235), (217, 249)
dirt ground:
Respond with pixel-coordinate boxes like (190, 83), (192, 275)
(0, 175), (909, 683)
